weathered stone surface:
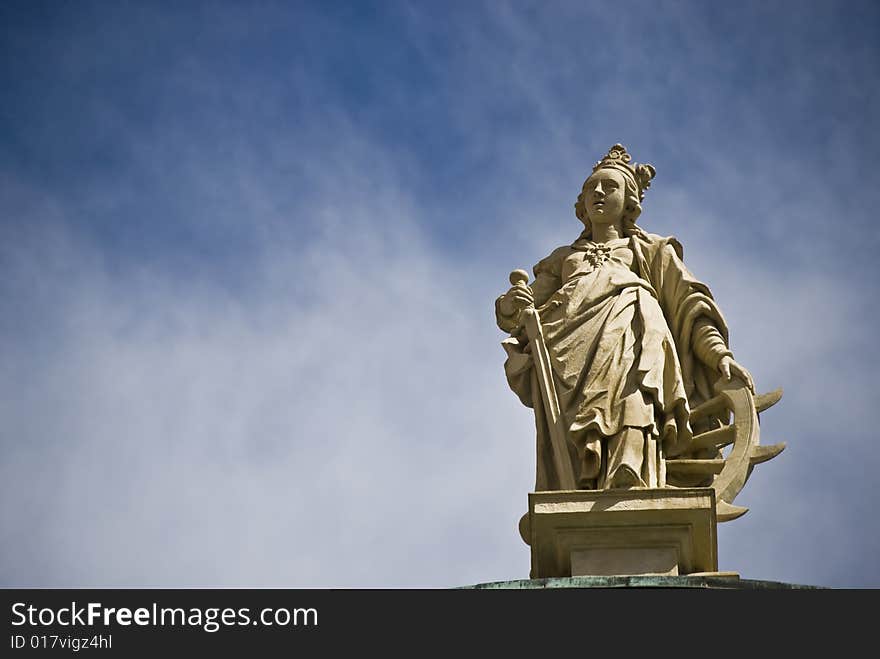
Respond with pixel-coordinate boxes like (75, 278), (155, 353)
(525, 488), (717, 578)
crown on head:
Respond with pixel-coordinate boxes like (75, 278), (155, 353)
(591, 143), (656, 201)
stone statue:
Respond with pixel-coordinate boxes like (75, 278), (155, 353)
(496, 144), (783, 531)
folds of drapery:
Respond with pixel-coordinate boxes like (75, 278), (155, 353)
(498, 232), (730, 488)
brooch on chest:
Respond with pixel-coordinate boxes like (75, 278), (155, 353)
(583, 244), (613, 267)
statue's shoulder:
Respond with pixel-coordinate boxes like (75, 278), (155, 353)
(533, 244), (574, 278)
(636, 232), (685, 260)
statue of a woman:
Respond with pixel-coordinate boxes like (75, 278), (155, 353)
(496, 144), (754, 491)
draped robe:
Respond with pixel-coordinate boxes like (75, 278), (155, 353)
(496, 231), (730, 490)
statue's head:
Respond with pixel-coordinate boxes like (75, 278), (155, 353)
(574, 144), (656, 237)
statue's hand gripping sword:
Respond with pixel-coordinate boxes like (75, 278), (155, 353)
(509, 270), (577, 490)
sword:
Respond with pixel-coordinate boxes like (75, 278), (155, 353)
(509, 270), (577, 490)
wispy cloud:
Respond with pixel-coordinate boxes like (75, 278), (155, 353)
(1, 0), (878, 587)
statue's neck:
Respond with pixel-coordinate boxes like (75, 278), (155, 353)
(591, 220), (625, 244)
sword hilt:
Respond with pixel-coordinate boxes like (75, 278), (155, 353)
(507, 269), (535, 335)
(509, 269), (530, 287)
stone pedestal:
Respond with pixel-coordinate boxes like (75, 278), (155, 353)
(523, 488), (718, 578)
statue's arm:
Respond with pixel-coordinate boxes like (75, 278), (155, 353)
(691, 317), (733, 371)
(674, 260), (755, 393)
(692, 317), (754, 391)
(647, 235), (755, 393)
(495, 249), (565, 333)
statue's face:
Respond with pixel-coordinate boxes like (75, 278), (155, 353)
(583, 168), (627, 225)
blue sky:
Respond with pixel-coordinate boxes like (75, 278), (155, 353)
(1, 1), (879, 587)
